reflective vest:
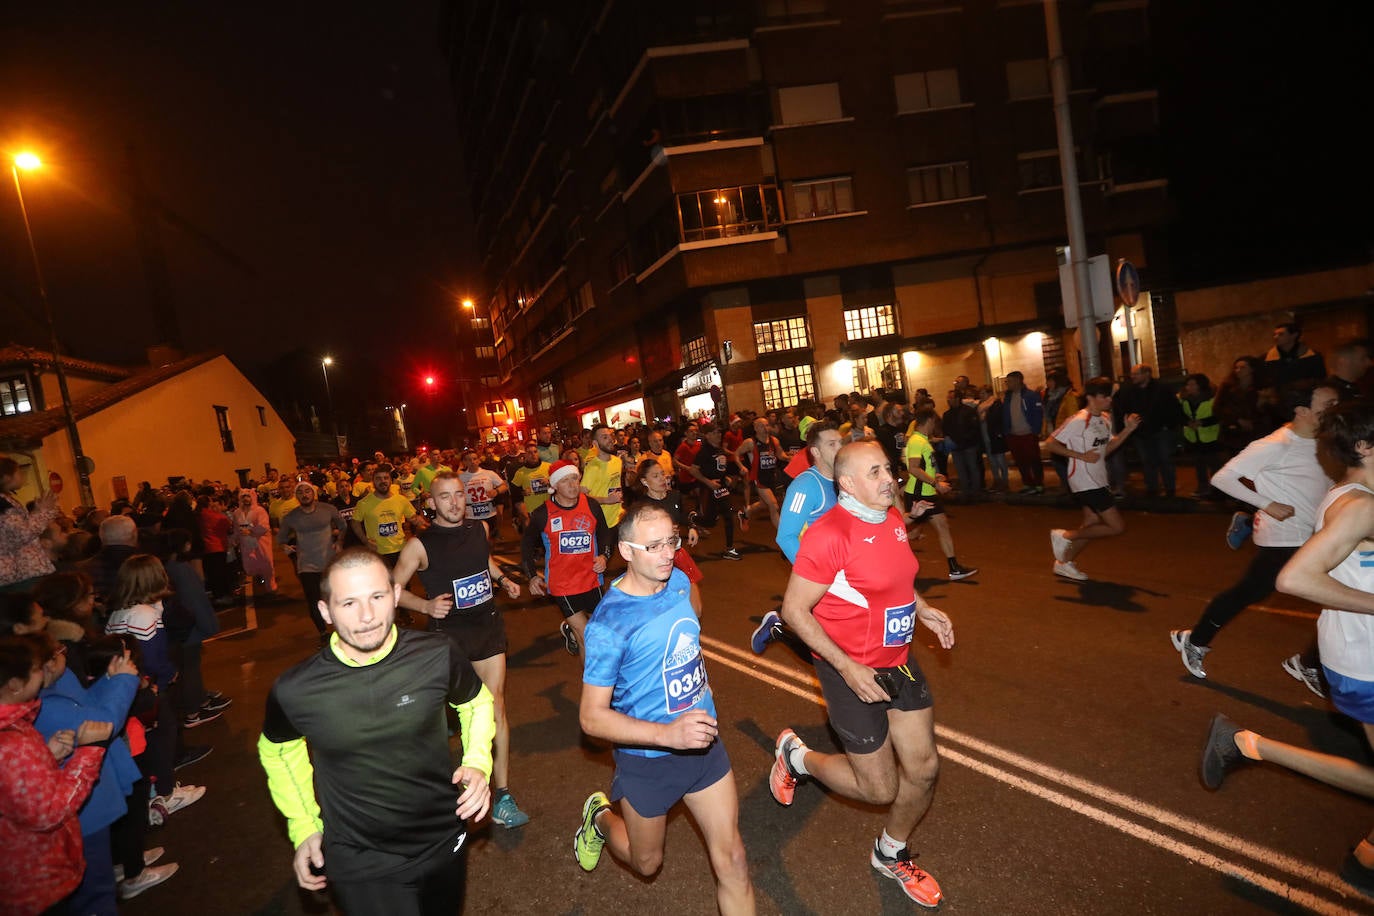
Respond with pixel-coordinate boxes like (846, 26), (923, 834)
(1181, 397), (1219, 444)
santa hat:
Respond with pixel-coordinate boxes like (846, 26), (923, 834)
(548, 460), (580, 487)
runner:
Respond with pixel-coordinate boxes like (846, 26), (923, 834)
(459, 450), (508, 543)
(521, 460), (611, 656)
(768, 441), (953, 909)
(392, 472), (529, 829)
(276, 480), (346, 642)
(572, 501), (755, 915)
(349, 464), (417, 570)
(510, 442), (552, 533)
(688, 423), (745, 561)
(736, 417), (784, 531)
(635, 457), (703, 614)
(581, 425), (625, 547)
(902, 407), (978, 581)
(1046, 377), (1142, 581)
(257, 548), (495, 915)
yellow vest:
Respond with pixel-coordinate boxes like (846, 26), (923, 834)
(1181, 397), (1219, 444)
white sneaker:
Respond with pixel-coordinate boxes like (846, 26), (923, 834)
(156, 783), (205, 815)
(1053, 560), (1088, 581)
(117, 863), (179, 900)
(1050, 529), (1072, 562)
(1170, 629), (1210, 679)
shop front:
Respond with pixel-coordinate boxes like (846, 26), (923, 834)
(677, 363), (721, 422)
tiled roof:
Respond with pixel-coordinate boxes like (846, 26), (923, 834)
(0, 351), (221, 447)
(0, 343), (136, 381)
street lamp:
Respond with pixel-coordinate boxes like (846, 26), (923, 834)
(10, 151), (95, 506)
(320, 356), (337, 439)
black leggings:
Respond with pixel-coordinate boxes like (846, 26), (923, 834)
(299, 572), (326, 634)
(1189, 545), (1298, 647)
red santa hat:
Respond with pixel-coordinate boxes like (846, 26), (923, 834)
(548, 460), (580, 488)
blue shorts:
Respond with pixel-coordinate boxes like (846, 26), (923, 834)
(1323, 666), (1374, 724)
(610, 738), (731, 818)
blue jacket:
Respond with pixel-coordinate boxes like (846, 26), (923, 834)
(34, 669), (141, 835)
(1001, 388), (1044, 436)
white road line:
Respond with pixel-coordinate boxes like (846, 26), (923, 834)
(701, 638), (1357, 910)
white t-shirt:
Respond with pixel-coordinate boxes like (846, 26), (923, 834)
(1052, 409), (1113, 492)
(460, 469), (505, 521)
(1209, 426), (1330, 548)
(1315, 483), (1374, 682)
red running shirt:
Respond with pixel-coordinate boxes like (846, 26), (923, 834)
(792, 505), (920, 668)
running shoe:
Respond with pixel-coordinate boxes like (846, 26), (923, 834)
(750, 611), (783, 655)
(721, 548), (742, 561)
(1050, 528), (1071, 563)
(560, 621), (580, 656)
(947, 564), (978, 581)
(573, 791), (611, 872)
(1200, 713), (1244, 790)
(199, 694), (233, 714)
(1052, 560), (1088, 581)
(1281, 654), (1326, 698)
(491, 792), (530, 828)
(155, 783), (205, 816)
(769, 728), (807, 806)
(1170, 629), (1210, 679)
(1226, 512), (1253, 550)
(737, 510), (750, 532)
(181, 708), (222, 729)
(870, 844), (944, 908)
(114, 847), (165, 882)
(117, 863), (179, 900)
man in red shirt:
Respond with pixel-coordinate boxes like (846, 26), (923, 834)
(768, 441), (954, 909)
(672, 422), (702, 497)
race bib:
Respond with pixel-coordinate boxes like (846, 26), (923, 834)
(607, 486), (621, 501)
(712, 486), (730, 500)
(468, 500), (495, 520)
(558, 530), (593, 554)
(450, 570), (493, 610)
(662, 625), (708, 714)
(377, 521), (399, 538)
(760, 452), (777, 470)
(884, 601), (917, 647)
(530, 477), (549, 494)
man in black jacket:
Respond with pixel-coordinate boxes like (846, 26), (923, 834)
(1115, 365), (1183, 498)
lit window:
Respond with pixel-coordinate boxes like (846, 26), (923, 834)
(1006, 59), (1050, 100)
(475, 346), (496, 360)
(677, 184), (783, 242)
(789, 177), (854, 219)
(894, 69), (961, 112)
(844, 305), (898, 340)
(471, 317), (490, 330)
(778, 82), (842, 124)
(754, 317), (811, 354)
(682, 336), (710, 366)
(761, 364), (816, 410)
(0, 376), (33, 416)
(537, 381), (556, 412)
(907, 162), (973, 205)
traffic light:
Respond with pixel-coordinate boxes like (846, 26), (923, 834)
(425, 376), (435, 387)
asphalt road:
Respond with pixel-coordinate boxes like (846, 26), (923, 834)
(125, 499), (1374, 915)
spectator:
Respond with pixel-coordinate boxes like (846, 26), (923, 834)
(942, 389), (983, 496)
(196, 493), (234, 604)
(83, 516), (140, 625)
(162, 531), (228, 728)
(231, 489), (277, 596)
(0, 456), (59, 593)
(1115, 364), (1185, 498)
(1179, 373), (1224, 498)
(978, 386), (1010, 491)
(1001, 371), (1045, 493)
(1264, 321), (1326, 389)
(1326, 338), (1372, 403)
(1214, 356), (1277, 455)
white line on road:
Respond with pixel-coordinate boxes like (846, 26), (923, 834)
(700, 635), (1360, 912)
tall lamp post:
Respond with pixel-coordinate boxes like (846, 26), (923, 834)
(10, 152), (95, 506)
(320, 356), (337, 440)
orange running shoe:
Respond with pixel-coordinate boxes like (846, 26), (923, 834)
(871, 844), (943, 908)
(769, 728), (806, 806)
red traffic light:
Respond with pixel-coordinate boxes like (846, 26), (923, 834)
(425, 376), (435, 386)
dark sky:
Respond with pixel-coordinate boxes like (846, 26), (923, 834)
(1, 2), (474, 380)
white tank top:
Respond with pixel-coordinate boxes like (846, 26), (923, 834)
(1315, 482), (1374, 681)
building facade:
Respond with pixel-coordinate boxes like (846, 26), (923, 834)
(442, 0), (1169, 432)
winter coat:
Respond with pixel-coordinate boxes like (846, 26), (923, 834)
(0, 699), (105, 916)
(0, 493), (57, 588)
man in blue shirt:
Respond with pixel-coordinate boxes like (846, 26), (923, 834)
(573, 502), (754, 915)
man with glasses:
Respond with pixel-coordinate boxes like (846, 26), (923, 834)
(572, 501), (754, 914)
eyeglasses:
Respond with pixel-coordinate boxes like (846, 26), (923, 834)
(621, 536), (682, 554)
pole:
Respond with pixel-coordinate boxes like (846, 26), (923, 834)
(321, 360), (336, 438)
(1044, 0), (1101, 378)
(11, 165), (95, 506)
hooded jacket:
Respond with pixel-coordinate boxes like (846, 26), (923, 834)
(0, 699), (105, 916)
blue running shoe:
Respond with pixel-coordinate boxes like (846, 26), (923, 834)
(751, 610), (782, 655)
(491, 791), (530, 828)
(1226, 512), (1252, 550)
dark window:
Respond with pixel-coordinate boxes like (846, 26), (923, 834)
(214, 405), (235, 452)
(256, 405), (267, 426)
(907, 162), (973, 205)
(0, 376), (33, 416)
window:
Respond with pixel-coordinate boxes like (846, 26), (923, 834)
(894, 69), (961, 112)
(761, 364), (816, 410)
(611, 246), (632, 284)
(475, 346), (496, 360)
(761, 0), (828, 20)
(572, 281), (595, 317)
(0, 376), (33, 416)
(777, 83), (842, 124)
(754, 317), (811, 353)
(1006, 59), (1050, 100)
(214, 405), (235, 452)
(844, 305), (897, 340)
(789, 176), (855, 219)
(852, 354), (903, 393)
(481, 376), (499, 389)
(676, 184), (783, 241)
(1017, 149), (1098, 192)
(907, 162), (973, 205)
(256, 405), (267, 426)
(682, 336), (710, 366)
(537, 381), (556, 412)
(471, 317), (490, 330)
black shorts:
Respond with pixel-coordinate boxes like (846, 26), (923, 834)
(431, 607), (507, 662)
(379, 551), (400, 569)
(610, 738), (731, 818)
(906, 492), (945, 518)
(814, 655), (933, 755)
(755, 469), (779, 491)
(1072, 487), (1115, 514)
(553, 586), (603, 619)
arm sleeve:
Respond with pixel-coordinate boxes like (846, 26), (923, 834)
(595, 509), (612, 559)
(257, 687), (323, 848)
(446, 648), (494, 780)
(1209, 436), (1284, 509)
(776, 477), (815, 563)
(0, 738), (105, 831)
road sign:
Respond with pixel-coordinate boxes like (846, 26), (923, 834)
(1115, 259), (1140, 307)
(48, 471), (63, 494)
(1059, 255), (1114, 329)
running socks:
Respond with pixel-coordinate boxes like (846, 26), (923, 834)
(787, 743), (809, 776)
(877, 831), (905, 859)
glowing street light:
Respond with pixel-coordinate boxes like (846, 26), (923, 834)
(461, 298), (475, 310)
(10, 150), (95, 506)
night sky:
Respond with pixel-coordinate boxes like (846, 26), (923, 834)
(2, 2), (1371, 391)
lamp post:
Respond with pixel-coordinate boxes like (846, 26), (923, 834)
(320, 356), (337, 440)
(10, 152), (95, 506)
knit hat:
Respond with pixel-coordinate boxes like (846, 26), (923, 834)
(548, 460), (580, 487)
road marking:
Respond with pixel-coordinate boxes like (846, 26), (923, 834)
(700, 634), (1360, 912)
